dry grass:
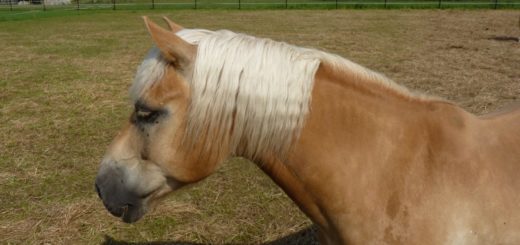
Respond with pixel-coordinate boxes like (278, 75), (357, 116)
(0, 9), (518, 244)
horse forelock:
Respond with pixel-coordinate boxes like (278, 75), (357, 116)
(129, 28), (415, 160)
(129, 29), (214, 103)
(129, 47), (167, 103)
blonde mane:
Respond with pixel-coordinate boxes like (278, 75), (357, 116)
(131, 28), (411, 159)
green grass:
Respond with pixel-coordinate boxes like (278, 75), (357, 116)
(0, 0), (518, 12)
(1, 9), (519, 244)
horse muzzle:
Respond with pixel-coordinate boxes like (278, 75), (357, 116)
(95, 162), (146, 223)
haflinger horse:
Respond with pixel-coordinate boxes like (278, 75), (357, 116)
(95, 16), (520, 244)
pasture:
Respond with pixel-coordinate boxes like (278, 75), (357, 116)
(1, 9), (519, 244)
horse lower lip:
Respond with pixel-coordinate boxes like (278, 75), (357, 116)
(104, 203), (133, 218)
(120, 205), (130, 222)
(120, 204), (143, 223)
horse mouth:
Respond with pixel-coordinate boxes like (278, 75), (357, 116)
(102, 201), (146, 223)
(95, 163), (152, 224)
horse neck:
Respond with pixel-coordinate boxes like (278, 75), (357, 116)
(292, 61), (474, 163)
(252, 62), (474, 240)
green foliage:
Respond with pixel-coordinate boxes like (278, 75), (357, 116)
(0, 0), (518, 13)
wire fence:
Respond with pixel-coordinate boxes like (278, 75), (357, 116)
(1, 0), (519, 11)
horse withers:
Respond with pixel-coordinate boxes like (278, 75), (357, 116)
(95, 17), (520, 244)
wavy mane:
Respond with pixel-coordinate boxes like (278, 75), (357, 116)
(131, 28), (410, 159)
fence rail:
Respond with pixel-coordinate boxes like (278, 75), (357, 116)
(1, 0), (519, 10)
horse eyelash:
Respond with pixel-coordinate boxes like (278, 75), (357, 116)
(136, 110), (160, 124)
(131, 104), (162, 125)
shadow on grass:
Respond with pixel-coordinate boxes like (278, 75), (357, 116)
(102, 225), (318, 245)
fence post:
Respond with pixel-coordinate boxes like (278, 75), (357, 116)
(194, 0), (197, 9)
(77, 0), (80, 10)
(384, 0), (387, 8)
(238, 0), (240, 9)
(285, 0), (287, 9)
(438, 0), (441, 8)
(335, 0), (338, 9)
(43, 0), (46, 11)
(151, 0), (154, 9)
(494, 0), (498, 9)
(112, 0), (115, 10)
(9, 0), (12, 11)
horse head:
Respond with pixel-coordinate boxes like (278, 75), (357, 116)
(95, 17), (224, 223)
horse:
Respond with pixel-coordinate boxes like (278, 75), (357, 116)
(95, 16), (520, 244)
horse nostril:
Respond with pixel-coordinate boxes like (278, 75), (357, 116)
(95, 183), (102, 199)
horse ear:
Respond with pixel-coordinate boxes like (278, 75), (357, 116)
(162, 16), (183, 33)
(143, 16), (196, 67)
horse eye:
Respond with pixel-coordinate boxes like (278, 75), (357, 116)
(135, 108), (159, 123)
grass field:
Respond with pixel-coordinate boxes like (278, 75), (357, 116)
(1, 0), (520, 11)
(1, 9), (519, 244)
